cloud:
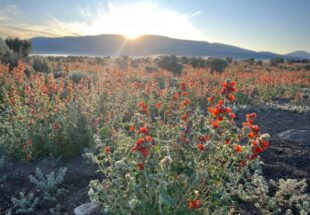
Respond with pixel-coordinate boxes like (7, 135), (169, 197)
(0, 2), (203, 40)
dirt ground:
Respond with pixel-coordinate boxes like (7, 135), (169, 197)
(0, 108), (310, 214)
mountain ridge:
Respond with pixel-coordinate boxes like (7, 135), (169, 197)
(31, 34), (309, 59)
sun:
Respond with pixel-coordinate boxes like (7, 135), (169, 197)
(123, 32), (141, 40)
(76, 2), (202, 41)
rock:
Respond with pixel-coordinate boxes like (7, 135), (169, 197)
(74, 202), (99, 215)
(278, 127), (310, 145)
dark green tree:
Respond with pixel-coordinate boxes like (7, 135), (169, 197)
(5, 37), (32, 59)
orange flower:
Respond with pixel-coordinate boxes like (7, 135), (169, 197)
(212, 120), (220, 129)
(227, 94), (235, 101)
(248, 132), (255, 139)
(197, 143), (204, 151)
(234, 145), (242, 153)
(188, 199), (202, 209)
(139, 127), (149, 135)
(129, 126), (135, 132)
(155, 103), (162, 110)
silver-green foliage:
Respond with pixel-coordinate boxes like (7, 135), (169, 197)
(11, 192), (39, 214)
(28, 167), (67, 202)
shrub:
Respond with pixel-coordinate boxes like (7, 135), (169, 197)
(0, 38), (17, 67)
(29, 168), (67, 202)
(87, 80), (278, 214)
(69, 70), (89, 83)
(32, 57), (51, 73)
(11, 192), (39, 214)
(206, 57), (228, 73)
(270, 58), (284, 66)
(157, 55), (183, 75)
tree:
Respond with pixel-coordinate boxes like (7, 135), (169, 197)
(5, 37), (32, 59)
(0, 38), (17, 67)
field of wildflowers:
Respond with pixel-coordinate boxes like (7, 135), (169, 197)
(0, 58), (310, 214)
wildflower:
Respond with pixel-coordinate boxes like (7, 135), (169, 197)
(227, 94), (235, 101)
(182, 99), (191, 106)
(105, 146), (111, 153)
(229, 113), (236, 118)
(145, 136), (153, 142)
(252, 140), (259, 147)
(181, 114), (189, 121)
(197, 143), (204, 151)
(234, 145), (242, 153)
(182, 91), (188, 96)
(155, 103), (162, 110)
(129, 126), (135, 132)
(180, 81), (186, 91)
(138, 163), (144, 170)
(188, 199), (202, 209)
(212, 120), (220, 129)
(246, 113), (257, 124)
(255, 147), (263, 154)
(247, 132), (255, 139)
(139, 127), (149, 135)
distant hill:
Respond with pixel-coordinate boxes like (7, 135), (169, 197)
(31, 34), (302, 59)
(285, 51), (310, 59)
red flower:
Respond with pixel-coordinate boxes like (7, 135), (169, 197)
(129, 126), (135, 132)
(138, 101), (147, 108)
(212, 120), (220, 129)
(136, 138), (145, 145)
(197, 143), (204, 151)
(139, 127), (149, 135)
(138, 163), (144, 170)
(228, 113), (236, 119)
(234, 145), (242, 153)
(139, 146), (149, 158)
(181, 114), (189, 121)
(262, 140), (269, 148)
(145, 136), (153, 142)
(252, 140), (259, 147)
(188, 199), (202, 209)
(255, 147), (263, 154)
(227, 94), (235, 101)
(105, 146), (111, 153)
(248, 132), (255, 139)
(155, 103), (162, 110)
(180, 81), (186, 91)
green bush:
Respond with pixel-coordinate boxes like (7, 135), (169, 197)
(206, 57), (228, 73)
(69, 71), (89, 83)
(32, 57), (51, 73)
(157, 55), (183, 75)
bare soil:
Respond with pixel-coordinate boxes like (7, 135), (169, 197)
(0, 108), (310, 214)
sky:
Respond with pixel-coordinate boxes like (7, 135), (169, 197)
(0, 0), (309, 54)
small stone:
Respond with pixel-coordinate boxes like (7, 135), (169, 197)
(74, 202), (99, 215)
